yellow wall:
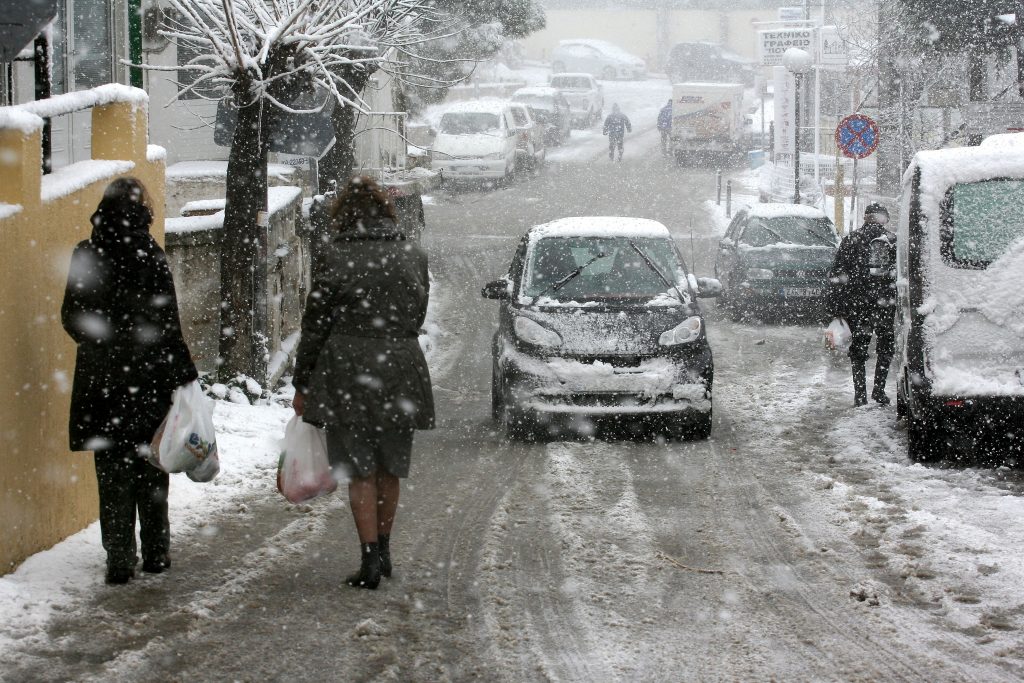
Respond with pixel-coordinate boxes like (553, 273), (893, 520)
(0, 98), (165, 575)
(521, 9), (779, 66)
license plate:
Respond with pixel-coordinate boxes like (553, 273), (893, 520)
(781, 287), (821, 298)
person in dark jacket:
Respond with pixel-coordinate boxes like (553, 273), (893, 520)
(657, 98), (673, 155)
(602, 103), (632, 161)
(826, 203), (897, 406)
(292, 175), (434, 590)
(61, 177), (198, 584)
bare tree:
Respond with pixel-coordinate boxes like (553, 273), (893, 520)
(146, 0), (439, 381)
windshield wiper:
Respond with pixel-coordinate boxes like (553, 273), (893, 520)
(530, 252), (607, 304)
(627, 240), (688, 304)
(804, 228), (836, 246)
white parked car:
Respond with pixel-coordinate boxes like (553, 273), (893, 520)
(430, 100), (518, 182)
(548, 73), (604, 128)
(551, 39), (646, 81)
(507, 102), (546, 170)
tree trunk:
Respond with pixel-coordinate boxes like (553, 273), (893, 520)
(219, 75), (268, 381)
(319, 67), (373, 192)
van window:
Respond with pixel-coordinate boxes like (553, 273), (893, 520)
(941, 179), (1024, 268)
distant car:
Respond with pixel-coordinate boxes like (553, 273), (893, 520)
(430, 100), (518, 182)
(548, 73), (604, 127)
(667, 42), (755, 86)
(481, 217), (721, 441)
(511, 86), (573, 145)
(551, 39), (647, 80)
(507, 102), (546, 171)
(715, 204), (839, 320)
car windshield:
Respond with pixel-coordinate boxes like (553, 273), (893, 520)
(523, 236), (686, 301)
(439, 112), (501, 135)
(740, 216), (838, 248)
(551, 76), (591, 90)
(942, 179), (1024, 268)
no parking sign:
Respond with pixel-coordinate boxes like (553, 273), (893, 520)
(835, 114), (879, 159)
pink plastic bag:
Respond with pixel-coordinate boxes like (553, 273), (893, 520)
(276, 416), (337, 503)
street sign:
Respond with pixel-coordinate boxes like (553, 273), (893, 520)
(758, 28), (815, 66)
(773, 66), (796, 155)
(818, 26), (849, 67)
(835, 114), (879, 159)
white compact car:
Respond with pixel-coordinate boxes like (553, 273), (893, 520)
(548, 73), (604, 127)
(551, 39), (646, 81)
(431, 100), (518, 182)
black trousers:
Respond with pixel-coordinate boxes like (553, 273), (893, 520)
(608, 135), (624, 158)
(94, 446), (170, 570)
(848, 310), (895, 367)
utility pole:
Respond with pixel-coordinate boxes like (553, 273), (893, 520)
(875, 0), (901, 198)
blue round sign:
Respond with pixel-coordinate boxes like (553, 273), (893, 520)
(835, 114), (879, 159)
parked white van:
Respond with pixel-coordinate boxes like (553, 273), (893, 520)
(895, 134), (1024, 462)
(431, 100), (518, 182)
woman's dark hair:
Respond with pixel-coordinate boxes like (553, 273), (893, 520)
(329, 175), (397, 231)
(91, 177), (154, 238)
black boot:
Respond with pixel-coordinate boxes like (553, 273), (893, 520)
(346, 542), (381, 590)
(105, 565), (135, 585)
(872, 363), (891, 405)
(142, 553), (171, 574)
(852, 363), (868, 407)
(378, 534), (392, 579)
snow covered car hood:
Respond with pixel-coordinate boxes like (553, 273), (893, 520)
(923, 238), (1024, 397)
(432, 133), (507, 159)
(520, 305), (696, 356)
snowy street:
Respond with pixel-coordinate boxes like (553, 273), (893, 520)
(2, 79), (1024, 683)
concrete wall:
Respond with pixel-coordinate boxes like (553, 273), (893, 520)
(0, 93), (166, 575)
(521, 8), (780, 68)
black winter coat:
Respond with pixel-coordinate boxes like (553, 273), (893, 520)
(293, 217), (434, 432)
(61, 209), (197, 451)
(603, 112), (632, 139)
(826, 220), (897, 323)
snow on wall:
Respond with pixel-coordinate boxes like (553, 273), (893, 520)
(147, 145), (167, 163)
(166, 160), (296, 182)
(14, 84), (148, 120)
(0, 109), (44, 134)
(40, 160), (135, 203)
(0, 204), (23, 220)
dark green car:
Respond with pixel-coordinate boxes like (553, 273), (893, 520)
(715, 204), (839, 321)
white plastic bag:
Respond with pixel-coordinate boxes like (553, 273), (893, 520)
(149, 381), (219, 481)
(824, 317), (852, 352)
(277, 416), (337, 503)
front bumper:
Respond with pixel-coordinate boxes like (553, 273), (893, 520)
(501, 347), (712, 418)
(733, 281), (828, 310)
(433, 158), (507, 179)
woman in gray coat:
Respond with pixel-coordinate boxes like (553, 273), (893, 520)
(293, 176), (434, 590)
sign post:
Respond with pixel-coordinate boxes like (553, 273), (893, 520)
(835, 113), (879, 231)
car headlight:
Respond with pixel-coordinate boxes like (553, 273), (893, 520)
(659, 316), (702, 346)
(514, 316), (562, 348)
(745, 268), (774, 280)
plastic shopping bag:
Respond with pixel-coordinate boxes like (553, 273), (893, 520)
(824, 317), (852, 353)
(149, 381), (220, 481)
(277, 416), (337, 504)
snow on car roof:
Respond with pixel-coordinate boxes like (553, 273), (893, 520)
(436, 98), (510, 116)
(528, 217), (671, 242)
(743, 203), (829, 220)
(513, 86), (560, 98)
(557, 38), (641, 60)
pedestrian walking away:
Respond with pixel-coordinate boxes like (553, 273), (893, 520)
(602, 103), (632, 161)
(657, 98), (673, 156)
(61, 177), (198, 585)
(826, 203), (897, 407)
(292, 175), (435, 590)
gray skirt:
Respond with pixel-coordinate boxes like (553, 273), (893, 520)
(325, 426), (414, 479)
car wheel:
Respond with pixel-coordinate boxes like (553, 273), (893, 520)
(503, 405), (536, 441)
(602, 67), (616, 80)
(491, 365), (504, 422)
(908, 414), (941, 463)
(552, 61), (565, 73)
(690, 408), (713, 440)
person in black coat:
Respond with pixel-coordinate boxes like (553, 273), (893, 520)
(602, 103), (632, 161)
(826, 203), (897, 406)
(293, 175), (434, 590)
(62, 177), (198, 584)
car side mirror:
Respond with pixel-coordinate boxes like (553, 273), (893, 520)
(696, 277), (722, 298)
(482, 278), (511, 300)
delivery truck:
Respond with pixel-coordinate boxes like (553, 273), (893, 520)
(670, 82), (746, 164)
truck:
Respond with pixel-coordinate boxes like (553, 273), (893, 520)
(670, 82), (746, 165)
